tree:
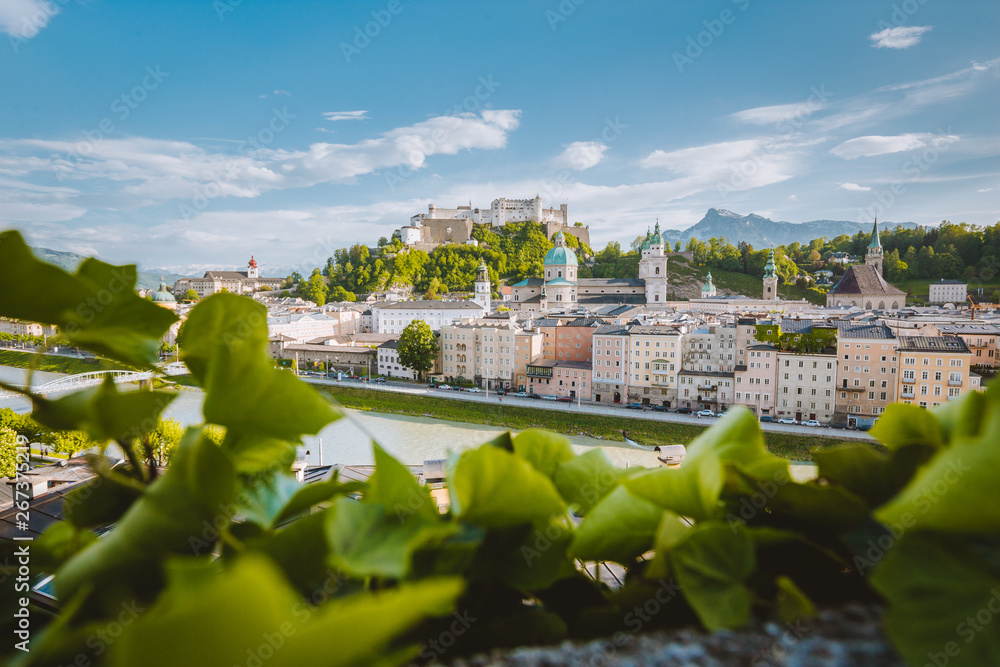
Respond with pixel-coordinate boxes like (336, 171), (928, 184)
(991, 290), (1000, 304)
(45, 430), (93, 456)
(397, 319), (438, 381)
(674, 241), (682, 252)
(0, 426), (16, 478)
(145, 419), (185, 465)
(305, 268), (327, 306)
(183, 289), (199, 302)
(328, 286), (356, 302)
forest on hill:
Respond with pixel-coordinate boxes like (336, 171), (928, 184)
(286, 220), (1000, 306)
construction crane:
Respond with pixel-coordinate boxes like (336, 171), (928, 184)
(968, 294), (984, 320)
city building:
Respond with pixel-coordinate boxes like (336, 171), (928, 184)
(628, 326), (683, 408)
(825, 220), (906, 310)
(592, 324), (630, 404)
(929, 324), (1000, 368)
(173, 255), (285, 297)
(377, 340), (419, 380)
(677, 369), (735, 412)
(266, 310), (359, 343)
(833, 321), (898, 428)
(372, 300), (485, 335)
(775, 351), (838, 424)
(896, 336), (973, 408)
(733, 343), (779, 417)
(928, 279), (967, 305)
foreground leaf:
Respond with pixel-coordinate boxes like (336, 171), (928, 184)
(570, 486), (663, 564)
(671, 522), (755, 630)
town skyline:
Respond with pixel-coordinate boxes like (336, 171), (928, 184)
(1, 0), (997, 267)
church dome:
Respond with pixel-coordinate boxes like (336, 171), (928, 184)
(544, 232), (578, 266)
(152, 278), (176, 303)
(649, 221), (664, 246)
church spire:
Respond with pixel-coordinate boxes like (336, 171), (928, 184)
(868, 216), (881, 249)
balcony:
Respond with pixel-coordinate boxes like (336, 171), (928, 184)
(949, 379), (963, 386)
(901, 391), (915, 400)
(901, 377), (915, 384)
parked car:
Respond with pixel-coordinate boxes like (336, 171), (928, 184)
(527, 393), (542, 399)
(451, 385), (463, 391)
(830, 422), (846, 430)
(556, 396), (573, 403)
(464, 387), (481, 393)
(759, 416), (774, 423)
(541, 394), (558, 401)
(514, 391), (528, 398)
(651, 404), (667, 412)
(803, 419), (821, 427)
(777, 417), (798, 424)
(696, 410), (715, 417)
(625, 403), (643, 410)
(495, 389), (506, 396)
(437, 384), (451, 390)
(675, 407), (692, 415)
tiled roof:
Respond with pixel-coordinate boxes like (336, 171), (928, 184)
(629, 326), (682, 336)
(937, 324), (1000, 335)
(828, 264), (905, 296)
(897, 336), (971, 353)
(594, 324), (630, 335)
(375, 300), (484, 310)
(833, 322), (895, 339)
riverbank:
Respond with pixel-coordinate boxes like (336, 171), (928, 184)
(0, 349), (126, 375)
(320, 385), (860, 461)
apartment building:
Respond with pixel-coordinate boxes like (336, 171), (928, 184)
(833, 322), (898, 428)
(628, 326), (683, 408)
(931, 324), (1000, 368)
(554, 318), (600, 362)
(733, 343), (779, 417)
(896, 336), (973, 409)
(592, 324), (630, 404)
(525, 360), (591, 400)
(682, 324), (738, 373)
(776, 351), (838, 423)
(439, 319), (519, 390)
(677, 370), (735, 412)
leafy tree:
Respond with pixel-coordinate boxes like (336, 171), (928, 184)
(991, 289), (1000, 304)
(44, 430), (94, 456)
(396, 319), (438, 381)
(0, 426), (16, 478)
(328, 286), (356, 302)
(183, 289), (199, 302)
(674, 241), (682, 252)
(305, 268), (327, 306)
(145, 418), (185, 465)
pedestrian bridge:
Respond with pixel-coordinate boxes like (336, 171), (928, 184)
(0, 370), (155, 401)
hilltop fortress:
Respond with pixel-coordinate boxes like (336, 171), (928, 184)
(397, 195), (590, 250)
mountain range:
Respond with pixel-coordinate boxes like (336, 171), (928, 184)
(30, 247), (191, 292)
(658, 209), (920, 248)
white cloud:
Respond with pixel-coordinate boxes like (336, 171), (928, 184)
(553, 141), (608, 170)
(0, 0), (58, 39)
(322, 110), (369, 122)
(731, 101), (827, 126)
(838, 182), (872, 192)
(786, 194), (798, 201)
(830, 133), (958, 159)
(869, 26), (933, 49)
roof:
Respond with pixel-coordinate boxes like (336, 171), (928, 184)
(827, 264), (905, 296)
(527, 358), (558, 368)
(375, 300), (484, 310)
(833, 321), (896, 339)
(629, 326), (682, 336)
(377, 340), (399, 349)
(545, 278), (576, 286)
(594, 324), (630, 335)
(552, 360), (593, 371)
(203, 270), (250, 279)
(563, 318), (602, 327)
(512, 277), (544, 288)
(868, 220), (882, 249)
(577, 294), (646, 306)
(543, 245), (578, 267)
(897, 336), (971, 353)
(931, 279), (966, 285)
(937, 324), (1000, 335)
(578, 278), (645, 287)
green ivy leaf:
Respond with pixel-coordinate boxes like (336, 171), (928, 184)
(623, 454), (724, 521)
(569, 486), (663, 564)
(451, 445), (566, 528)
(31, 376), (176, 445)
(552, 448), (623, 515)
(871, 533), (1000, 667)
(871, 403), (946, 450)
(54, 428), (238, 602)
(273, 473), (366, 525)
(775, 576), (816, 623)
(686, 406), (786, 477)
(368, 442), (437, 520)
(63, 458), (145, 528)
(178, 293), (339, 467)
(813, 443), (935, 508)
(671, 522), (755, 630)
(0, 231), (177, 368)
(487, 520), (577, 591)
(327, 497), (456, 579)
(107, 556), (464, 667)
(511, 428), (575, 479)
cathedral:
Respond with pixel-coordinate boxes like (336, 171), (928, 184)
(510, 224), (670, 311)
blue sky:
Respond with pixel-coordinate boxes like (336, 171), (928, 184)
(1, 0), (998, 272)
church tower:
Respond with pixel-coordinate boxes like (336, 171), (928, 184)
(247, 254), (259, 279)
(474, 260), (491, 311)
(865, 218), (884, 276)
(762, 248), (779, 301)
(639, 221), (669, 306)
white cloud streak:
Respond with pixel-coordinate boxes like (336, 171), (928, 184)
(0, 0), (58, 39)
(869, 26), (933, 49)
(553, 141), (608, 170)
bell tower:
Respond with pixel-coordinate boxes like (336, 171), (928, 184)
(865, 218), (884, 276)
(474, 260), (491, 311)
(762, 248), (779, 301)
(247, 254), (259, 279)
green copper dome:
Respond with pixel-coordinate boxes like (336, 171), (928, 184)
(641, 226), (652, 250)
(763, 249), (778, 279)
(544, 231), (578, 266)
(649, 221), (663, 246)
(152, 277), (176, 303)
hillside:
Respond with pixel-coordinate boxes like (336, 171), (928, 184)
(659, 208), (920, 247)
(31, 246), (190, 291)
(667, 255), (826, 305)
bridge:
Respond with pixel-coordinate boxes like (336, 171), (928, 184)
(0, 370), (155, 401)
